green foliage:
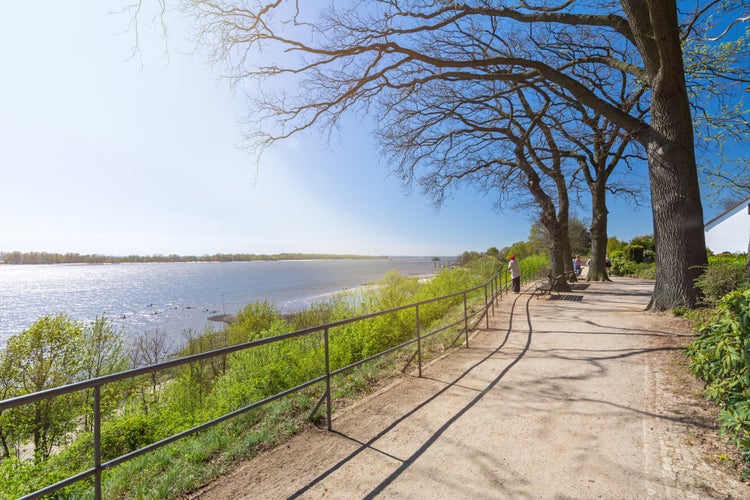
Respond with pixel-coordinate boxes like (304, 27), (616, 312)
(686, 289), (750, 459)
(607, 236), (627, 254)
(634, 262), (656, 280)
(606, 235), (658, 278)
(464, 255), (503, 280)
(101, 413), (166, 461)
(226, 300), (283, 344)
(503, 240), (531, 261)
(519, 254), (550, 276)
(567, 218), (592, 255)
(643, 249), (655, 264)
(625, 244), (645, 263)
(694, 256), (750, 305)
(370, 269), (421, 310)
(486, 246), (500, 256)
(456, 250), (482, 265)
(0, 457), (44, 498)
(610, 255), (637, 276)
(629, 234), (655, 251)
(80, 316), (130, 429)
(525, 219), (590, 257)
(287, 299), (354, 331)
(0, 314), (87, 461)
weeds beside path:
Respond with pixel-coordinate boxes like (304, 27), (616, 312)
(188, 278), (749, 499)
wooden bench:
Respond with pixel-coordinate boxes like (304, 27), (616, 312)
(563, 270), (578, 283)
(534, 274), (568, 298)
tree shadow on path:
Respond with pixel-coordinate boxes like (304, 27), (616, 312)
(289, 294), (533, 499)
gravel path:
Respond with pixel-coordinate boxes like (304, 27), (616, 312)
(189, 278), (749, 499)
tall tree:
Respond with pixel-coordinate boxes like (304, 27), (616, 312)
(182, 0), (750, 308)
(0, 314), (86, 461)
(376, 75), (582, 280)
(79, 316), (129, 430)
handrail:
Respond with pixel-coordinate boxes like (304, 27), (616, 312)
(1, 265), (541, 499)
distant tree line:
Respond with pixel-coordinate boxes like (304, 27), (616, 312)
(0, 251), (386, 265)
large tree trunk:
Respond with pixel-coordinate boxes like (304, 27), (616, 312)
(587, 179), (611, 282)
(646, 136), (706, 310)
(623, 0), (707, 310)
(555, 181), (575, 273)
(517, 147), (570, 291)
(555, 176), (574, 276)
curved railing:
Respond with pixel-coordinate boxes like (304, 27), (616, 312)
(0, 265), (542, 499)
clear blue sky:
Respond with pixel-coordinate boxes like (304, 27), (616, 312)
(0, 2), (660, 258)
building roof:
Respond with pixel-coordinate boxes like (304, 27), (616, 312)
(704, 195), (750, 230)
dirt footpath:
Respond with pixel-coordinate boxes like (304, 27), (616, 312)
(190, 278), (749, 499)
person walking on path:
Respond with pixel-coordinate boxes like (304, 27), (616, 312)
(508, 255), (521, 293)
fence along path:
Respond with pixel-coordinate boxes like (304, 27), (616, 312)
(192, 278), (749, 499)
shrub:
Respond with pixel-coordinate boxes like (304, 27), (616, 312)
(694, 258), (750, 305)
(643, 249), (656, 264)
(609, 249), (625, 261)
(686, 289), (750, 460)
(101, 413), (165, 461)
(625, 244), (645, 263)
(610, 255), (637, 276)
(634, 262), (656, 280)
(519, 254), (550, 275)
(227, 300), (282, 344)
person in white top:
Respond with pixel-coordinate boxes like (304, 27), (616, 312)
(508, 255), (521, 293)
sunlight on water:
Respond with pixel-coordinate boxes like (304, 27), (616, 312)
(0, 258), (438, 347)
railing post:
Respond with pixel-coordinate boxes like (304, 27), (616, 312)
(490, 278), (495, 316)
(484, 285), (490, 330)
(416, 304), (422, 378)
(463, 292), (469, 348)
(324, 327), (332, 431)
(94, 386), (102, 500)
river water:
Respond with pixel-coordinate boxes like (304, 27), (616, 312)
(0, 258), (439, 347)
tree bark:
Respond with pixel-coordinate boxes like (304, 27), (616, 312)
(622, 0), (707, 309)
(517, 147), (570, 291)
(587, 178), (611, 282)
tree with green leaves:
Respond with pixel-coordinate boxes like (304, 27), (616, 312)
(79, 316), (130, 430)
(0, 314), (86, 461)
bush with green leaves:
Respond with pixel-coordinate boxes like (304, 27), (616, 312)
(226, 300), (282, 344)
(606, 236), (658, 278)
(609, 255), (637, 276)
(625, 244), (645, 263)
(0, 315), (86, 456)
(518, 254), (549, 275)
(634, 262), (656, 280)
(694, 256), (750, 305)
(686, 288), (750, 464)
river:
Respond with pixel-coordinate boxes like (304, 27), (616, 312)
(0, 257), (441, 347)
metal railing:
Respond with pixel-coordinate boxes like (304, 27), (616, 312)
(1, 265), (541, 499)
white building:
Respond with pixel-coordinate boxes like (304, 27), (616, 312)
(704, 195), (750, 254)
